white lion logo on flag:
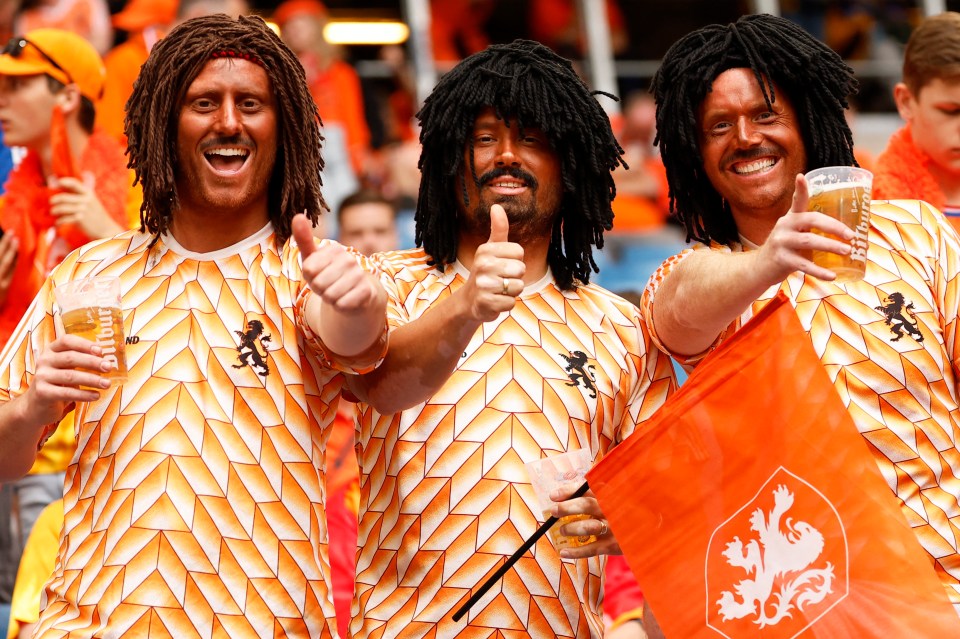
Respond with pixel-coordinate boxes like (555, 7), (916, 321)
(716, 484), (835, 627)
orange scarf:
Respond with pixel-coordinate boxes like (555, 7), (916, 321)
(873, 124), (946, 210)
(0, 129), (129, 347)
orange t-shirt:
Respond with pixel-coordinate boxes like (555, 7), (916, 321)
(305, 58), (371, 175)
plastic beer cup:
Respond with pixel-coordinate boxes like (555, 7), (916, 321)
(525, 449), (596, 550)
(805, 166), (872, 283)
(54, 276), (128, 385)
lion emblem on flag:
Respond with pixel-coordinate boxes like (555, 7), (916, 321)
(706, 470), (848, 638)
(716, 485), (835, 626)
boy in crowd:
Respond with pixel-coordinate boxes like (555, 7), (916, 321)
(874, 11), (960, 229)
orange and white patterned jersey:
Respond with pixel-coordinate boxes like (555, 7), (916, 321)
(351, 249), (676, 638)
(642, 200), (960, 607)
(0, 224), (384, 639)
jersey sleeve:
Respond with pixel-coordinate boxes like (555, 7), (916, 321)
(640, 244), (740, 368)
(295, 240), (389, 375)
(614, 301), (676, 444)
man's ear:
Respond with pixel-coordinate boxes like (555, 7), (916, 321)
(893, 82), (916, 122)
(55, 83), (83, 116)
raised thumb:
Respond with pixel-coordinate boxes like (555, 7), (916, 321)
(487, 204), (509, 243)
(292, 212), (319, 257)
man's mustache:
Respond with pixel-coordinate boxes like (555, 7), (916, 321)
(476, 167), (539, 190)
(722, 147), (780, 166)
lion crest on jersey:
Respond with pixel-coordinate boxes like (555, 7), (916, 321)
(560, 350), (597, 398)
(875, 292), (924, 343)
(233, 318), (271, 376)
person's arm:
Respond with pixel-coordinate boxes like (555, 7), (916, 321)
(291, 214), (387, 360)
(345, 204), (525, 413)
(0, 334), (112, 482)
(652, 175), (855, 357)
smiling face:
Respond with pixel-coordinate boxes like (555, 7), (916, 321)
(458, 106), (563, 244)
(175, 57), (278, 223)
(698, 68), (808, 234)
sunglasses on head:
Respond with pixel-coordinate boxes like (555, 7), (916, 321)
(2, 37), (73, 85)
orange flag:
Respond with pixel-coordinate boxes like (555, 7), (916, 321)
(588, 293), (960, 638)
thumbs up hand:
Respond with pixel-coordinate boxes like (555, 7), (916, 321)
(463, 204), (526, 322)
(293, 212), (384, 313)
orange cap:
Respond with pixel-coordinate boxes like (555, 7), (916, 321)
(112, 0), (178, 32)
(0, 29), (105, 101)
(273, 0), (327, 26)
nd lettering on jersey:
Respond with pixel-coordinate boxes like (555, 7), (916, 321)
(588, 294), (960, 638)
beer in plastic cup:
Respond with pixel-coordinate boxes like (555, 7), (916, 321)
(805, 166), (872, 283)
(54, 276), (128, 385)
(525, 449), (596, 550)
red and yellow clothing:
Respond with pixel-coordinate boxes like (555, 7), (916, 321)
(351, 248), (675, 638)
(602, 555), (643, 631)
(0, 225), (386, 638)
(873, 124), (960, 233)
(642, 200), (960, 608)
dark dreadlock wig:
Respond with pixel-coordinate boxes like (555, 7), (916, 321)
(652, 13), (858, 246)
(415, 39), (625, 291)
(125, 13), (325, 246)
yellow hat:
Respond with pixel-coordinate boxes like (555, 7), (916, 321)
(0, 29), (106, 101)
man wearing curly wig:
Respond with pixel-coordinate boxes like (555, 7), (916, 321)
(644, 13), (960, 615)
(0, 14), (387, 638)
(346, 40), (675, 637)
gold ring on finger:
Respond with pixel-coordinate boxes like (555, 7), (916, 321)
(502, 278), (509, 295)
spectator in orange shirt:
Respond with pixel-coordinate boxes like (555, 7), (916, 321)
(610, 91), (670, 232)
(274, 0), (371, 177)
(96, 0), (178, 143)
(326, 190), (400, 638)
(0, 28), (138, 348)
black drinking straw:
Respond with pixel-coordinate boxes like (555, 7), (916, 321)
(451, 480), (591, 622)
